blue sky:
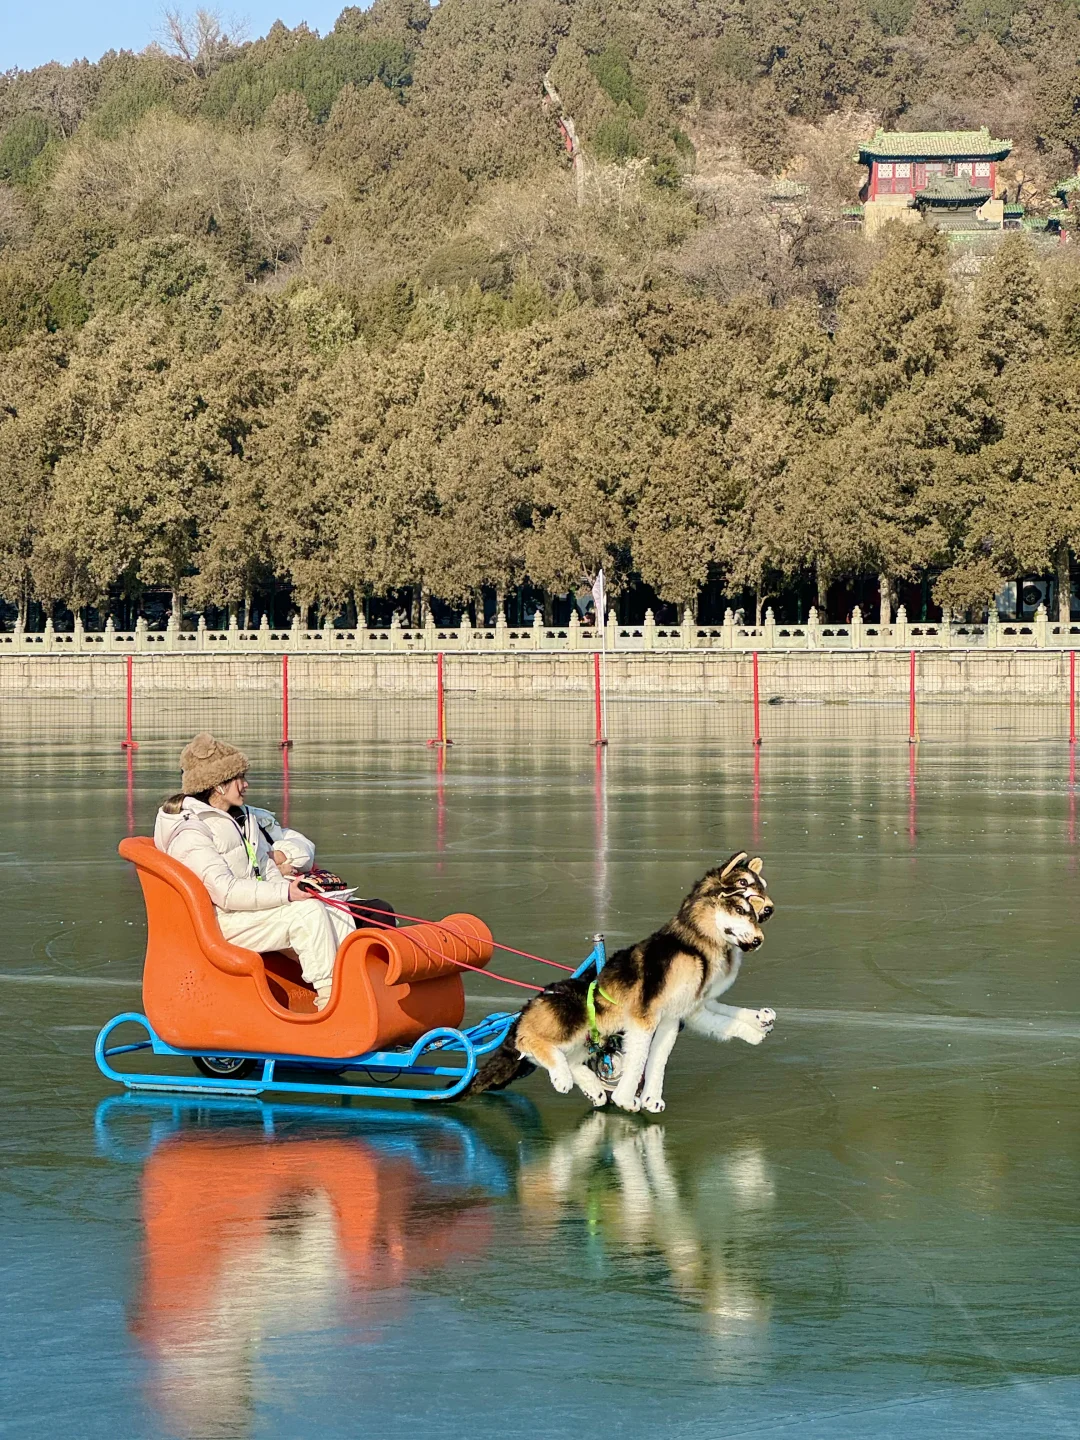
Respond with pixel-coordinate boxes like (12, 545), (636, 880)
(2, 3), (358, 72)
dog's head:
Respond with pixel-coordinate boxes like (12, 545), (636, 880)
(682, 860), (767, 951)
(716, 851), (774, 923)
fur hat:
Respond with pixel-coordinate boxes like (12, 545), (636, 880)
(180, 733), (249, 795)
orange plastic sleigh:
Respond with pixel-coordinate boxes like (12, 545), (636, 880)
(95, 838), (518, 1101)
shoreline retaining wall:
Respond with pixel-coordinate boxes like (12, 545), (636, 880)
(0, 651), (1071, 700)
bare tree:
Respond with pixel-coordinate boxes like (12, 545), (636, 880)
(159, 8), (244, 79)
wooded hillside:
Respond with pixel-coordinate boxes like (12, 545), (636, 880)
(3, 0), (1080, 626)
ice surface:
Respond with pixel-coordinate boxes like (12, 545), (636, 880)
(2, 735), (1079, 1438)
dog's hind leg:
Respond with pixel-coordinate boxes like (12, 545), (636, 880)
(610, 1023), (656, 1113)
(519, 1038), (575, 1093)
(639, 1015), (681, 1114)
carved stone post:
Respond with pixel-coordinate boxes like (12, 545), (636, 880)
(568, 611), (581, 650)
(104, 616), (116, 652)
(1035, 601), (1048, 648)
(850, 604), (864, 649)
(681, 607), (695, 648)
(806, 606), (820, 650)
(894, 605), (909, 649)
(763, 607), (777, 649)
(644, 608), (657, 651)
(722, 608), (735, 650)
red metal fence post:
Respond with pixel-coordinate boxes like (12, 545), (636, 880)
(908, 650), (917, 745)
(121, 654), (138, 750)
(593, 651), (607, 747)
(752, 651), (762, 747)
(428, 653), (452, 747)
(280, 653), (293, 750)
(1070, 651), (1076, 746)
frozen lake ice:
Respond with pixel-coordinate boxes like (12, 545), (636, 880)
(2, 736), (1079, 1438)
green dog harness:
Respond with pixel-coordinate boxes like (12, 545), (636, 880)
(586, 978), (616, 1047)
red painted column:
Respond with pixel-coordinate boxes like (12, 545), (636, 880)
(1070, 650), (1076, 745)
(428, 653), (452, 747)
(752, 651), (762, 747)
(280, 653), (293, 750)
(121, 654), (138, 751)
(909, 650), (917, 745)
(593, 652), (607, 747)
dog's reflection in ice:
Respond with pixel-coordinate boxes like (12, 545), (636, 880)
(519, 1113), (774, 1341)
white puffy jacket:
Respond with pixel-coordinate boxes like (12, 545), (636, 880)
(154, 798), (291, 912)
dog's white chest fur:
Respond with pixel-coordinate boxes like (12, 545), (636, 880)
(703, 945), (741, 1002)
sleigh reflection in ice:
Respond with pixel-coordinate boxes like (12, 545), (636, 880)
(518, 1112), (775, 1348)
(96, 1097), (509, 1440)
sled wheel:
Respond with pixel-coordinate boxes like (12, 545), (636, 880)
(193, 1055), (259, 1080)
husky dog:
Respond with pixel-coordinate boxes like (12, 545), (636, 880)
(470, 852), (776, 1114)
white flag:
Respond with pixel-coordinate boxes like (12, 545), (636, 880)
(591, 569), (606, 624)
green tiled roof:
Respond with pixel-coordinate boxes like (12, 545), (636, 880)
(857, 127), (1012, 162)
(1003, 203), (1024, 217)
(916, 175), (992, 204)
(765, 177), (809, 200)
(1055, 175), (1080, 198)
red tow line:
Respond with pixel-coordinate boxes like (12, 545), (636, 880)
(310, 892), (548, 993)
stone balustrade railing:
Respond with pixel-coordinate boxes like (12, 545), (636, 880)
(1, 603), (1078, 655)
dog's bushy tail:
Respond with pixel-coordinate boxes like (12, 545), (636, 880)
(468, 1019), (535, 1095)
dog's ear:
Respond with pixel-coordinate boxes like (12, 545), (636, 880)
(720, 852), (748, 880)
(748, 856), (764, 874)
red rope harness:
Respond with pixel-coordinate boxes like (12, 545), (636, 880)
(311, 892), (545, 993)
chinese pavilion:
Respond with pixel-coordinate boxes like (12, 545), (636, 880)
(856, 128), (1013, 235)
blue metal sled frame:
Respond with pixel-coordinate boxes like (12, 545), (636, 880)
(94, 936), (607, 1103)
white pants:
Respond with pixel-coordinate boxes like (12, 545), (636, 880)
(217, 900), (355, 993)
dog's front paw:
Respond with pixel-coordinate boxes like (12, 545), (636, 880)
(576, 1078), (609, 1107)
(612, 1086), (641, 1113)
(550, 1072), (574, 1093)
(641, 1094), (666, 1114)
(733, 1007), (776, 1045)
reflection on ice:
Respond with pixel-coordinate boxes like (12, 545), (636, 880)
(96, 1098), (507, 1440)
(519, 1113), (774, 1345)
